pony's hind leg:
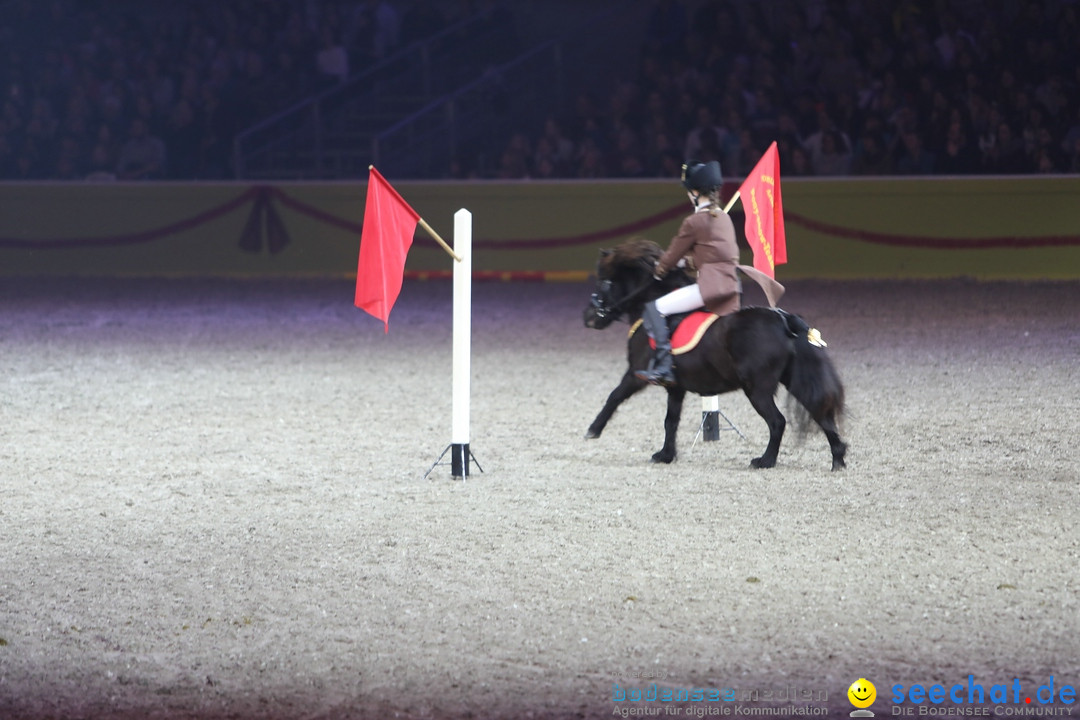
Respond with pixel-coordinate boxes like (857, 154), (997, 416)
(799, 393), (847, 470)
(817, 414), (847, 470)
(744, 386), (786, 469)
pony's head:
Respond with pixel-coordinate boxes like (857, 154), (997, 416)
(583, 237), (666, 329)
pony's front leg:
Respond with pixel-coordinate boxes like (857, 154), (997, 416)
(651, 386), (686, 463)
(586, 370), (648, 439)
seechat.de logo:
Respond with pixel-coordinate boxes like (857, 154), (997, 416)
(891, 677), (1077, 707)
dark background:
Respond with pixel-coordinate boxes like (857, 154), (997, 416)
(1, 0), (1078, 181)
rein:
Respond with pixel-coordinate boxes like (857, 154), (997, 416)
(593, 259), (660, 321)
(610, 275), (656, 314)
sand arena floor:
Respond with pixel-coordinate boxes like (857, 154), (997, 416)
(0, 277), (1077, 720)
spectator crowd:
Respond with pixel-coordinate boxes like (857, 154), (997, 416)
(0, 0), (438, 180)
(2, 0), (1079, 181)
(476, 0), (1080, 180)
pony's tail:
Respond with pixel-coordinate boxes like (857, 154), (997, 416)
(780, 315), (845, 435)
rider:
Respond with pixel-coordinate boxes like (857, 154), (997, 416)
(635, 160), (741, 386)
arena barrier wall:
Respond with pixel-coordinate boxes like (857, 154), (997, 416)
(1, 177), (1078, 280)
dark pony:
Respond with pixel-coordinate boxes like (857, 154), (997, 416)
(583, 238), (847, 470)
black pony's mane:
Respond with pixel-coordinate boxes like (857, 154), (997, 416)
(598, 237), (692, 294)
(598, 237), (662, 277)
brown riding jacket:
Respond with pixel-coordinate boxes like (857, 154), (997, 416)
(655, 207), (742, 315)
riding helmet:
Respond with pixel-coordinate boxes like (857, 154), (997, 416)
(681, 160), (722, 193)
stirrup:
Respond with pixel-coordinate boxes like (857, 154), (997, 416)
(635, 368), (676, 387)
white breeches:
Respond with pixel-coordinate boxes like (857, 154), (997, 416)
(654, 284), (705, 316)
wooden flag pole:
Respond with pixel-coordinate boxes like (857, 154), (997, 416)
(419, 217), (462, 263)
(722, 191), (741, 214)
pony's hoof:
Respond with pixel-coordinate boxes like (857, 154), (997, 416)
(750, 456), (776, 469)
(650, 451), (675, 464)
(585, 428), (601, 439)
(831, 443), (848, 470)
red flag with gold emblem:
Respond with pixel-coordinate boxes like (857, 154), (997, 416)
(738, 142), (787, 278)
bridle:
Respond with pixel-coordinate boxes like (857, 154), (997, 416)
(588, 260), (658, 324)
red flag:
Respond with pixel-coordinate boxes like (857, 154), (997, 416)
(355, 166), (420, 332)
(738, 141), (787, 278)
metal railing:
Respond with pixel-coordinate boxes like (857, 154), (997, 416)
(370, 41), (566, 179)
(233, 1), (645, 180)
(369, 2), (644, 179)
(232, 6), (519, 179)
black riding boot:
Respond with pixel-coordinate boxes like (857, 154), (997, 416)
(635, 302), (675, 386)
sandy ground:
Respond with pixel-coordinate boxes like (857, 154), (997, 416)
(0, 277), (1078, 720)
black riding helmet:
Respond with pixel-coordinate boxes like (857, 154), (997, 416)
(681, 160), (722, 193)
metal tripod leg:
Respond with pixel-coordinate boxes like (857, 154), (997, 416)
(691, 398), (747, 450)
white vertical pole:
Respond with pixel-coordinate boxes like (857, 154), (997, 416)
(701, 395), (720, 441)
(450, 208), (472, 478)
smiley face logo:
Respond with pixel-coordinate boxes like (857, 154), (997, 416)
(848, 678), (877, 709)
